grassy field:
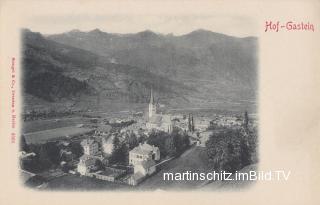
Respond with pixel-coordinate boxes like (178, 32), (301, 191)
(24, 126), (93, 144)
(23, 117), (93, 133)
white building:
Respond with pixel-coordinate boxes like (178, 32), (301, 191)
(81, 139), (99, 156)
(129, 142), (160, 165)
(134, 160), (156, 176)
(77, 154), (97, 175)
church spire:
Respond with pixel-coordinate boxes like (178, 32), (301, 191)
(150, 88), (154, 104)
(148, 88), (156, 119)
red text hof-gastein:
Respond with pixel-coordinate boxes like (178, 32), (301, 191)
(265, 21), (315, 32)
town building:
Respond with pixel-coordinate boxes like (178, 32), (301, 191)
(128, 142), (159, 186)
(134, 160), (156, 176)
(146, 114), (173, 133)
(81, 139), (99, 156)
(77, 154), (97, 175)
(129, 142), (160, 165)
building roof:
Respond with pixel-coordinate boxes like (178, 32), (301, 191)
(130, 142), (159, 155)
(79, 154), (96, 166)
(80, 139), (97, 147)
(161, 115), (172, 123)
(149, 115), (162, 124)
(79, 154), (91, 161)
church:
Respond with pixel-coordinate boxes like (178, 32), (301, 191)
(145, 89), (173, 133)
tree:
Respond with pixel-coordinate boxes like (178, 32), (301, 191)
(137, 133), (147, 144)
(110, 136), (128, 165)
(95, 159), (104, 170)
(205, 129), (251, 173)
(38, 144), (52, 170)
(164, 136), (177, 157)
(45, 142), (60, 165)
(244, 111), (249, 129)
(172, 129), (189, 155)
(70, 142), (83, 158)
(127, 133), (138, 150)
(112, 135), (121, 151)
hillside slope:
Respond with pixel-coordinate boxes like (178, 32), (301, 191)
(22, 29), (189, 112)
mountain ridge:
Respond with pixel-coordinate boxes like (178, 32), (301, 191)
(23, 28), (258, 112)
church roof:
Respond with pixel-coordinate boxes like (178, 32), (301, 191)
(149, 115), (162, 124)
(161, 115), (172, 123)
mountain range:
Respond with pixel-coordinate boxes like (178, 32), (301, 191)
(22, 28), (258, 113)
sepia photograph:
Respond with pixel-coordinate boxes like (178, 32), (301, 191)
(19, 16), (258, 191)
(1, 0), (320, 205)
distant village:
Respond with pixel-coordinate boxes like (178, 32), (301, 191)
(20, 89), (257, 188)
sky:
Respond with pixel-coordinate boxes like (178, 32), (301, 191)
(16, 0), (260, 37)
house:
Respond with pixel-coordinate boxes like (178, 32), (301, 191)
(129, 142), (160, 165)
(128, 172), (145, 186)
(81, 139), (99, 156)
(77, 154), (97, 175)
(127, 158), (156, 186)
(134, 159), (156, 176)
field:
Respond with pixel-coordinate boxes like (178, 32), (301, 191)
(24, 126), (93, 144)
(23, 117), (92, 133)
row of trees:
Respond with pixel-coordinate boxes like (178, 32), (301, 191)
(23, 109), (77, 121)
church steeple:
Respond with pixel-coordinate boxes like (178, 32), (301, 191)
(148, 88), (156, 119)
(150, 88), (154, 104)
